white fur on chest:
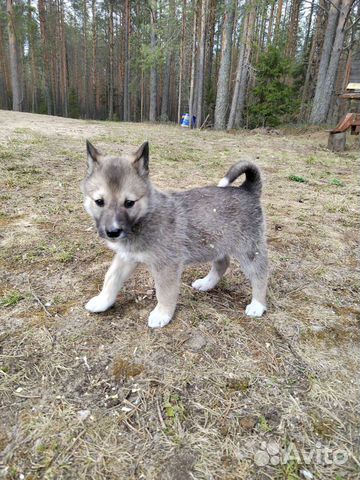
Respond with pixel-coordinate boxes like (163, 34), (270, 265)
(105, 240), (150, 264)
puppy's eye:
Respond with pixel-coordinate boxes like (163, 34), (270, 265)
(124, 199), (135, 209)
(95, 198), (104, 207)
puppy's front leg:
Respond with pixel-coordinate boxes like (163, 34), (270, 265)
(85, 254), (138, 313)
(148, 265), (182, 328)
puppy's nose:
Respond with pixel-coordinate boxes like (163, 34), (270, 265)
(106, 227), (122, 238)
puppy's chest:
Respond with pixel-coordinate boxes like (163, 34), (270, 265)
(106, 240), (152, 264)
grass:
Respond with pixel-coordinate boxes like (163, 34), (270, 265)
(0, 291), (23, 308)
(0, 110), (359, 480)
(330, 178), (344, 186)
(288, 174), (307, 183)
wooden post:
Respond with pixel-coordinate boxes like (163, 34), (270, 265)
(328, 132), (346, 152)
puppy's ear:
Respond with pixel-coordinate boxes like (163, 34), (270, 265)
(133, 141), (149, 177)
(86, 140), (102, 174)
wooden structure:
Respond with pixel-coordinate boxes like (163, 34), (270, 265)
(328, 50), (360, 152)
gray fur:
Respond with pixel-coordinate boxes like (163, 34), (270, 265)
(82, 141), (268, 327)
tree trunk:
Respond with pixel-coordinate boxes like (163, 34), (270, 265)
(285, 0), (301, 60)
(60, 0), (68, 116)
(267, 0), (275, 44)
(161, 0), (175, 120)
(195, 0), (207, 128)
(149, 2), (157, 122)
(7, 0), (22, 111)
(108, 0), (114, 120)
(91, 0), (97, 118)
(0, 19), (10, 108)
(310, 0), (340, 123)
(161, 54), (171, 120)
(274, 0), (283, 40)
(27, 0), (38, 112)
(300, 0), (326, 118)
(310, 0), (354, 124)
(189, 0), (198, 128)
(82, 0), (89, 117)
(214, 0), (235, 130)
(177, 0), (187, 123)
(123, 0), (130, 121)
(227, 1), (255, 130)
(303, 0), (315, 53)
(38, 0), (52, 114)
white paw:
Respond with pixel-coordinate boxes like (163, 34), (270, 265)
(217, 177), (229, 187)
(192, 276), (217, 292)
(85, 295), (114, 313)
(245, 299), (266, 317)
(148, 305), (173, 328)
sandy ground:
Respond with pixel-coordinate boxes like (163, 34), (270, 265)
(0, 110), (359, 480)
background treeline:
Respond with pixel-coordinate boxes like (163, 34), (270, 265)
(1, 0), (359, 128)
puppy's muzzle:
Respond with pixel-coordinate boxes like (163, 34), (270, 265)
(105, 227), (127, 239)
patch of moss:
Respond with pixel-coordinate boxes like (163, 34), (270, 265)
(112, 358), (144, 380)
(226, 377), (251, 393)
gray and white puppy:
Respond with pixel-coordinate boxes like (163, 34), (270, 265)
(82, 141), (268, 328)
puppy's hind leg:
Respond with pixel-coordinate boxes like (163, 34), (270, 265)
(235, 248), (268, 317)
(85, 254), (138, 313)
(148, 265), (182, 328)
(192, 255), (230, 292)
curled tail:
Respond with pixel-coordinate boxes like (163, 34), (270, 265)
(218, 160), (262, 194)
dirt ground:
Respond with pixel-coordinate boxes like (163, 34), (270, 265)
(0, 110), (359, 480)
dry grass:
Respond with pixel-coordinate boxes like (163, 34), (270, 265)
(0, 110), (359, 480)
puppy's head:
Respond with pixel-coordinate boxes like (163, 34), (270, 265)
(82, 141), (151, 241)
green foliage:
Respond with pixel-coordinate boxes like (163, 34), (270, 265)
(68, 88), (80, 119)
(258, 415), (272, 432)
(163, 392), (186, 424)
(329, 178), (344, 186)
(248, 47), (299, 128)
(0, 292), (23, 308)
(288, 175), (307, 183)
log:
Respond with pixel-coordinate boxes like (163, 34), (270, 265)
(328, 132), (346, 152)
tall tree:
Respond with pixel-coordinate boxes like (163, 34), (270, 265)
(310, 0), (355, 123)
(177, 0), (187, 123)
(108, 0), (114, 120)
(149, 2), (157, 122)
(300, 0), (327, 118)
(0, 17), (10, 108)
(123, 0), (130, 121)
(91, 0), (97, 118)
(189, 0), (198, 129)
(38, 0), (52, 114)
(27, 0), (38, 112)
(60, 0), (68, 116)
(195, 0), (207, 128)
(286, 0), (301, 60)
(7, 0), (21, 111)
(214, 0), (236, 129)
(227, 0), (255, 129)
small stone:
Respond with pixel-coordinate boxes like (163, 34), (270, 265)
(78, 409), (91, 421)
(185, 333), (207, 352)
(239, 415), (257, 430)
(310, 325), (325, 333)
(121, 406), (132, 412)
(300, 469), (313, 480)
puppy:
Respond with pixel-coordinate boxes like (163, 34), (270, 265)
(82, 141), (268, 328)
